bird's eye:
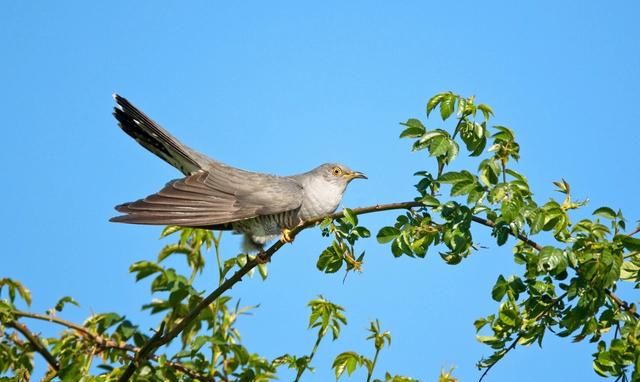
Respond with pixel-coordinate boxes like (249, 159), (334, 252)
(332, 167), (342, 176)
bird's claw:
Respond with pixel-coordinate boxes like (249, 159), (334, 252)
(281, 228), (295, 244)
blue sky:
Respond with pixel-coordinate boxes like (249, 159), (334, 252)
(2, 1), (639, 381)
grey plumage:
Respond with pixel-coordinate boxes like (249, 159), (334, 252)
(110, 94), (366, 251)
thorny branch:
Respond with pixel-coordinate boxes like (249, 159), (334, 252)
(5, 319), (60, 372)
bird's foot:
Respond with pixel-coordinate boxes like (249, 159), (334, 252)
(281, 228), (295, 244)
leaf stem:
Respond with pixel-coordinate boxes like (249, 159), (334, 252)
(210, 231), (224, 373)
(366, 347), (381, 382)
(294, 332), (325, 382)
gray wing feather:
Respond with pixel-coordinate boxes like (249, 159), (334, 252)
(111, 170), (303, 227)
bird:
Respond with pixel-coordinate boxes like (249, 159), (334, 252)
(110, 94), (367, 252)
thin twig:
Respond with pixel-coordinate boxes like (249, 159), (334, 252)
(6, 320), (60, 372)
(470, 215), (543, 251)
(367, 347), (381, 382)
(293, 330), (325, 382)
(606, 291), (639, 318)
(14, 311), (95, 338)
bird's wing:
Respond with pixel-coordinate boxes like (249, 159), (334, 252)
(110, 170), (303, 227)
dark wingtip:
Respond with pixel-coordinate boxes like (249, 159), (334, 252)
(112, 93), (124, 110)
(110, 202), (131, 222)
(109, 215), (125, 223)
(114, 203), (132, 213)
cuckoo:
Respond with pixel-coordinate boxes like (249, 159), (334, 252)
(110, 94), (367, 251)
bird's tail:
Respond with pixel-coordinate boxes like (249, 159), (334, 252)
(112, 94), (205, 175)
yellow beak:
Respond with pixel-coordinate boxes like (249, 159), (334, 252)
(348, 171), (367, 180)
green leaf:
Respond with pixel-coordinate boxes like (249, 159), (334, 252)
(258, 263), (268, 280)
(399, 119), (425, 138)
(498, 303), (519, 326)
(420, 195), (440, 207)
(493, 223), (510, 246)
(377, 227), (401, 244)
(418, 130), (446, 144)
(538, 246), (567, 275)
(428, 136), (450, 157)
(160, 225), (183, 238)
(593, 206), (617, 220)
(445, 139), (460, 163)
(317, 247), (343, 273)
(438, 171), (473, 184)
(620, 261), (640, 281)
(129, 261), (164, 281)
(491, 275), (508, 301)
(0, 278), (32, 306)
(531, 210), (545, 234)
(390, 240), (403, 257)
(477, 103), (494, 121)
(343, 208), (358, 226)
(492, 125), (515, 141)
(440, 93), (456, 120)
(618, 235), (640, 251)
(332, 351), (362, 380)
(55, 296), (79, 312)
(426, 93), (445, 116)
(450, 181), (476, 197)
(353, 226), (371, 238)
(478, 159), (499, 186)
(116, 320), (138, 341)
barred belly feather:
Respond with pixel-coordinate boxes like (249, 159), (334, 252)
(233, 209), (301, 252)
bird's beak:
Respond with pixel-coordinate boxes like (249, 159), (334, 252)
(349, 171), (368, 180)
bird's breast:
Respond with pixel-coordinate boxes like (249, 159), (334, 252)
(298, 180), (344, 220)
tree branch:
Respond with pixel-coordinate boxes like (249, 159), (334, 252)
(5, 320), (60, 373)
(12, 311), (217, 382)
(14, 311), (95, 338)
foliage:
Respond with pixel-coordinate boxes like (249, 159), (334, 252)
(386, 91), (640, 381)
(1, 90), (639, 381)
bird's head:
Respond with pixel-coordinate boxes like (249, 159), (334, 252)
(316, 163), (367, 186)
